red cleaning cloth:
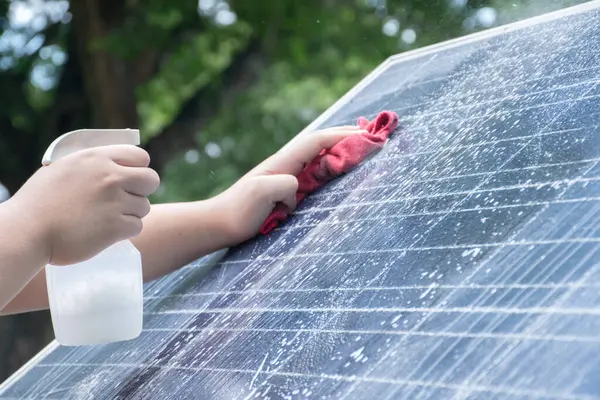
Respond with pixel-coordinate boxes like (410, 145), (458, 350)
(260, 110), (400, 235)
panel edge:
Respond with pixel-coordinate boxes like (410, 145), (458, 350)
(0, 340), (59, 395)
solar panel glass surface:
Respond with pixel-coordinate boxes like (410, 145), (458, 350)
(3, 2), (600, 399)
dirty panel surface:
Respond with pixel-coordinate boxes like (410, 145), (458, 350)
(4, 2), (600, 399)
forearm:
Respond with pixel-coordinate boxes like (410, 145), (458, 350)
(1, 198), (234, 315)
(0, 200), (50, 313)
(131, 199), (234, 281)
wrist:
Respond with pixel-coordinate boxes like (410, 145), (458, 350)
(200, 196), (241, 248)
(0, 198), (52, 266)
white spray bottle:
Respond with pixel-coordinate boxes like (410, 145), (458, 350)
(41, 129), (144, 346)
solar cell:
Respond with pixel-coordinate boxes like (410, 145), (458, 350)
(3, 1), (600, 399)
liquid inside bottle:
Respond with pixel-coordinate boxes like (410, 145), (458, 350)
(45, 240), (144, 346)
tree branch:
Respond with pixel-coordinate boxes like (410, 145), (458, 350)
(144, 38), (267, 174)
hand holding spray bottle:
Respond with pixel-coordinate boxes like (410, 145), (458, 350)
(41, 129), (144, 346)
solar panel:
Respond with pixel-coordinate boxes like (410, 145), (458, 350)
(4, 1), (600, 399)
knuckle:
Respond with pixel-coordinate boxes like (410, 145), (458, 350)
(75, 147), (102, 165)
(101, 170), (122, 189)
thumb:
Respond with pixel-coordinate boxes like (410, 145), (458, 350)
(255, 174), (299, 211)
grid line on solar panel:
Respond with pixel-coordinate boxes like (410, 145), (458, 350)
(143, 282), (600, 298)
(304, 156), (598, 200)
(286, 199), (600, 230)
(331, 82), (596, 126)
(357, 57), (600, 108)
(21, 363), (600, 400)
(29, 362), (600, 400)
(350, 41), (587, 100)
(295, 178), (600, 215)
(146, 306), (600, 316)
(139, 327), (600, 344)
(206, 239), (600, 265)
(357, 45), (600, 107)
(356, 77), (599, 125)
(373, 77), (600, 123)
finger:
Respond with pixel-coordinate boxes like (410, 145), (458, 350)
(120, 166), (161, 197)
(94, 145), (152, 168)
(280, 126), (363, 152)
(117, 214), (144, 239)
(258, 127), (368, 177)
(255, 174), (298, 211)
(122, 193), (152, 219)
(243, 126), (365, 178)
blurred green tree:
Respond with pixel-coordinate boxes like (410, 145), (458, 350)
(0, 0), (587, 382)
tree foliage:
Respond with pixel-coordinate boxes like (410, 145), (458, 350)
(0, 0), (587, 382)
